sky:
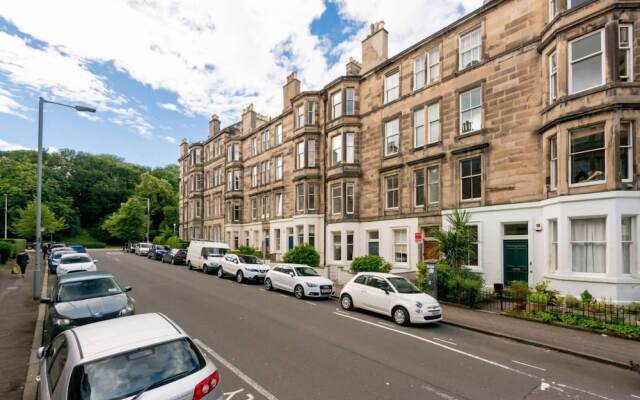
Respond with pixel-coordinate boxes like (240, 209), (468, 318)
(0, 0), (483, 167)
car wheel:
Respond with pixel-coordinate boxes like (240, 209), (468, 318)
(294, 285), (305, 299)
(171, 258), (175, 265)
(217, 267), (224, 278)
(393, 307), (409, 326)
(187, 261), (192, 270)
(203, 264), (209, 274)
(236, 271), (244, 283)
(264, 278), (273, 291)
(340, 294), (354, 310)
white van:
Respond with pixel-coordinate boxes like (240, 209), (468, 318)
(186, 240), (230, 274)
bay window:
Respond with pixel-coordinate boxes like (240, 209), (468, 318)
(346, 88), (356, 115)
(549, 219), (558, 272)
(296, 184), (304, 212)
(307, 102), (317, 125)
(331, 184), (342, 215)
(296, 141), (305, 169)
(549, 136), (558, 190)
(393, 229), (408, 263)
(428, 103), (440, 143)
(460, 87), (482, 134)
(459, 27), (481, 70)
(345, 133), (355, 163)
(332, 91), (342, 119)
(548, 0), (556, 20)
(332, 135), (342, 165)
(346, 232), (354, 261)
(251, 137), (257, 156)
(345, 182), (354, 214)
(620, 122), (634, 182)
(333, 232), (342, 261)
(307, 183), (317, 211)
(296, 104), (305, 128)
(622, 216), (634, 274)
(251, 198), (257, 220)
(251, 165), (258, 187)
(570, 126), (605, 185)
(275, 193), (283, 217)
(569, 30), (604, 94)
(384, 118), (400, 156)
(568, 0), (591, 8)
(618, 25), (633, 82)
(571, 218), (606, 273)
(549, 51), (557, 102)
(384, 71), (399, 104)
(308, 139), (317, 167)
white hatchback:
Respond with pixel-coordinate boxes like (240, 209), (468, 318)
(36, 313), (222, 400)
(264, 264), (335, 299)
(56, 253), (97, 276)
(339, 272), (442, 325)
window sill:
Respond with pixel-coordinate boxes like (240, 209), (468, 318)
(383, 153), (401, 161)
(569, 180), (605, 188)
(455, 129), (486, 141)
(382, 97), (402, 108)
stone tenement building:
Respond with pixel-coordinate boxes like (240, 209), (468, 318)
(179, 0), (640, 302)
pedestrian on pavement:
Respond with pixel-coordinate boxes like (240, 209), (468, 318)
(42, 244), (49, 261)
(16, 251), (29, 278)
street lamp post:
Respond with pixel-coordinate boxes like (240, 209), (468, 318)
(34, 97), (95, 300)
(3, 194), (7, 240)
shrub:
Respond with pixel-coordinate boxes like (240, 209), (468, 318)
(282, 243), (320, 268)
(534, 280), (550, 293)
(230, 246), (263, 258)
(153, 235), (166, 245)
(508, 280), (530, 299)
(165, 235), (181, 249)
(581, 290), (593, 304)
(435, 261), (484, 306)
(349, 255), (392, 274)
(416, 261), (427, 291)
(564, 294), (581, 308)
(0, 241), (13, 264)
(528, 292), (549, 305)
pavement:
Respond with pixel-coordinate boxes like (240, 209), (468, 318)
(0, 257), (38, 400)
(85, 249), (640, 400)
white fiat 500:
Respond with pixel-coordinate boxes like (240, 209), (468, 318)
(264, 264), (335, 299)
(36, 313), (222, 400)
(56, 253), (97, 276)
(340, 272), (442, 325)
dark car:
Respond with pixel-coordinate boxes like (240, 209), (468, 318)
(69, 244), (87, 253)
(162, 248), (186, 265)
(40, 272), (135, 340)
(148, 244), (169, 260)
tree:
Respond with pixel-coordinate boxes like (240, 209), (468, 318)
(430, 209), (476, 273)
(102, 198), (146, 243)
(282, 244), (320, 268)
(133, 172), (177, 240)
(12, 201), (67, 239)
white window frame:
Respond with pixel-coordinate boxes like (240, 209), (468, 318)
(570, 217), (607, 274)
(251, 137), (257, 156)
(296, 104), (305, 128)
(384, 118), (400, 156)
(384, 71), (400, 104)
(460, 156), (482, 201)
(275, 155), (283, 181)
(296, 184), (305, 213)
(620, 121), (634, 183)
(307, 139), (316, 167)
(346, 88), (355, 115)
(413, 54), (426, 91)
(569, 127), (606, 187)
(367, 230), (379, 256)
(332, 232), (342, 261)
(251, 198), (257, 220)
(619, 24), (634, 82)
(568, 29), (605, 95)
(393, 228), (408, 264)
(274, 124), (283, 145)
(307, 102), (317, 125)
(549, 51), (558, 102)
(428, 47), (440, 84)
(549, 136), (558, 190)
(414, 169), (425, 207)
(548, 0), (556, 21)
(251, 165), (258, 187)
(459, 27), (482, 70)
(413, 108), (425, 148)
(385, 174), (399, 210)
(307, 183), (317, 211)
(275, 193), (283, 217)
(427, 103), (440, 144)
(621, 216), (635, 275)
(428, 166), (440, 205)
(331, 184), (343, 215)
(345, 182), (354, 215)
(296, 141), (305, 169)
(459, 87), (482, 135)
(345, 133), (355, 164)
(332, 91), (342, 119)
(332, 134), (343, 166)
(549, 219), (558, 272)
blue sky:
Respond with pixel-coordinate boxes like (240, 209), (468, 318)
(0, 1), (481, 167)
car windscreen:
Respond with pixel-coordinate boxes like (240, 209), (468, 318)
(387, 277), (422, 294)
(60, 255), (92, 264)
(294, 266), (319, 276)
(204, 247), (228, 256)
(53, 251), (75, 260)
(57, 278), (122, 302)
(139, 243), (151, 248)
(238, 255), (260, 264)
(68, 338), (204, 400)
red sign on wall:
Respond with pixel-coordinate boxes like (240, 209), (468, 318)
(414, 232), (423, 242)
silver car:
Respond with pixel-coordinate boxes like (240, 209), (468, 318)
(37, 313), (223, 399)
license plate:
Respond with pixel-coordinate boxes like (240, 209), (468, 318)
(321, 289), (332, 294)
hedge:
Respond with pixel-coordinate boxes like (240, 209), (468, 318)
(0, 241), (13, 264)
(282, 243), (320, 268)
(349, 255), (392, 273)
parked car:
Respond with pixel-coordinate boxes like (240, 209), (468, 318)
(48, 243), (66, 251)
(48, 250), (76, 273)
(135, 242), (152, 256)
(339, 272), (443, 325)
(127, 242), (137, 253)
(40, 271), (134, 339)
(36, 313), (222, 400)
(186, 240), (230, 273)
(163, 248), (187, 265)
(27, 242), (36, 250)
(218, 253), (269, 283)
(56, 253), (98, 276)
(148, 244), (170, 260)
(265, 264), (334, 299)
(69, 244), (87, 253)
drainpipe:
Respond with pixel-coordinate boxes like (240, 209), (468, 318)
(321, 91), (328, 276)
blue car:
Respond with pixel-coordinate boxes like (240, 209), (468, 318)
(147, 245), (169, 261)
(69, 244), (87, 253)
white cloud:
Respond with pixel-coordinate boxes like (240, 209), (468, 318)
(0, 0), (481, 126)
(46, 146), (59, 154)
(0, 138), (31, 151)
(0, 86), (29, 119)
(163, 136), (177, 144)
(158, 102), (178, 112)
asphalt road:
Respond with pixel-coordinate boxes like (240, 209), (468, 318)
(90, 250), (640, 400)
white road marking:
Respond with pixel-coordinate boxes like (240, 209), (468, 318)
(377, 322), (395, 328)
(432, 337), (457, 346)
(6, 286), (17, 290)
(511, 360), (546, 371)
(278, 294), (288, 298)
(194, 339), (280, 400)
(332, 311), (615, 400)
(304, 301), (317, 306)
(631, 395), (640, 399)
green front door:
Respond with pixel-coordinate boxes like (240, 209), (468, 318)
(503, 239), (528, 285)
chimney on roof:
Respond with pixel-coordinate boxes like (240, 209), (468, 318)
(282, 71), (301, 112)
(208, 113), (220, 137)
(346, 57), (362, 76)
(361, 21), (388, 73)
(241, 104), (257, 134)
(180, 138), (188, 157)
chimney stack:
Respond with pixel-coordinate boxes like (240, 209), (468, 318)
(180, 138), (188, 157)
(346, 57), (362, 76)
(282, 72), (301, 111)
(361, 21), (388, 73)
(208, 113), (220, 137)
(241, 104), (257, 134)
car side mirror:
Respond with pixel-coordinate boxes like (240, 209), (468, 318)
(37, 346), (46, 359)
(40, 297), (51, 304)
(93, 259), (99, 263)
(384, 289), (389, 295)
(124, 286), (132, 292)
(289, 272), (295, 277)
